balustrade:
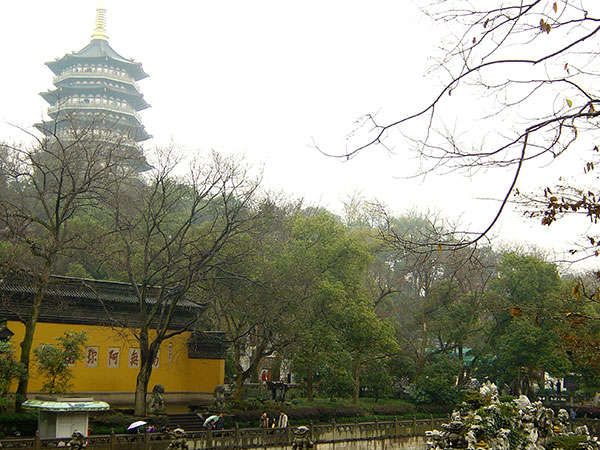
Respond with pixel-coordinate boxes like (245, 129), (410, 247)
(54, 70), (140, 91)
(48, 103), (142, 122)
(0, 418), (448, 450)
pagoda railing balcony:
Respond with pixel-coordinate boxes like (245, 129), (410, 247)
(38, 124), (147, 145)
(53, 71), (140, 92)
(48, 103), (142, 123)
(59, 133), (140, 149)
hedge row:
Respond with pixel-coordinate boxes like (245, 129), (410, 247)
(561, 406), (600, 419)
(89, 411), (169, 435)
(230, 405), (365, 426)
(371, 403), (453, 417)
(0, 413), (38, 438)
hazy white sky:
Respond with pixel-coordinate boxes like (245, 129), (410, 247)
(0, 1), (595, 270)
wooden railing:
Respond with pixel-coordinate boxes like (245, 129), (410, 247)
(0, 417), (447, 450)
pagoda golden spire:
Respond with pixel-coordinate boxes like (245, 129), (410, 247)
(91, 1), (108, 41)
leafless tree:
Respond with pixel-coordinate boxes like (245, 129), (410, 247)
(0, 122), (132, 410)
(96, 147), (261, 415)
(323, 0), (600, 251)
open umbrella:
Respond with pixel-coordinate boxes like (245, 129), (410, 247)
(203, 415), (219, 427)
(127, 420), (147, 431)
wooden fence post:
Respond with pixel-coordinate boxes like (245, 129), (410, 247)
(331, 418), (336, 441)
(394, 416), (399, 437)
(34, 431), (41, 450)
(109, 430), (115, 450)
(143, 429), (149, 450)
(412, 415), (417, 436)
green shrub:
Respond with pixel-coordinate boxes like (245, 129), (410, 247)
(546, 435), (588, 450)
(462, 390), (489, 409)
(0, 412), (38, 437)
(415, 403), (454, 415)
(89, 411), (134, 434)
(229, 405), (364, 427)
(372, 404), (416, 416)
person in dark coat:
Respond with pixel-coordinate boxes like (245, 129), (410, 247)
(215, 413), (224, 430)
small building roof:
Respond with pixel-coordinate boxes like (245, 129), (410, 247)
(23, 397), (109, 412)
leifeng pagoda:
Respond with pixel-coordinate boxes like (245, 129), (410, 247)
(36, 5), (151, 170)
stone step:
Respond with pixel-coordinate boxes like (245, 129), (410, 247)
(167, 413), (205, 431)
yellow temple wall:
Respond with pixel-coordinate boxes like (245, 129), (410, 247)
(7, 321), (224, 399)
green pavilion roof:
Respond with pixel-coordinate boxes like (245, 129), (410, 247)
(23, 398), (110, 412)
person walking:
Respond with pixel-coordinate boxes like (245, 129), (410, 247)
(277, 410), (288, 429)
(215, 413), (225, 430)
(259, 411), (270, 429)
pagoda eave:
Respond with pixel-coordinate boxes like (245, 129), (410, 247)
(36, 119), (152, 143)
(42, 86), (150, 110)
(46, 56), (148, 81)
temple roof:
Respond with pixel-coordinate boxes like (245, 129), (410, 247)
(47, 39), (149, 81)
(0, 275), (202, 309)
(188, 331), (229, 360)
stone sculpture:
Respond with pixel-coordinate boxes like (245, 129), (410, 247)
(66, 430), (85, 450)
(424, 382), (598, 450)
(167, 428), (189, 450)
(292, 426), (314, 450)
(266, 380), (292, 402)
(213, 384), (226, 410)
(148, 384), (166, 414)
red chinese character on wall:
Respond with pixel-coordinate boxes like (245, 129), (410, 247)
(107, 347), (120, 368)
(86, 346), (99, 368)
(128, 348), (140, 368)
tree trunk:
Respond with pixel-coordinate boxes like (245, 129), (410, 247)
(233, 368), (246, 402)
(456, 343), (466, 387)
(306, 363), (314, 402)
(15, 266), (51, 412)
(272, 353), (282, 381)
(134, 359), (153, 416)
(352, 355), (361, 405)
(412, 315), (428, 382)
(232, 345), (264, 402)
(134, 331), (157, 416)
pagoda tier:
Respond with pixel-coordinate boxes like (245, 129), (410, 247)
(46, 39), (148, 81)
(36, 6), (151, 170)
(40, 79), (150, 111)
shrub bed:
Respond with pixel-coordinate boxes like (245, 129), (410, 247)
(546, 435), (588, 450)
(371, 404), (416, 416)
(0, 412), (38, 438)
(563, 406), (600, 419)
(371, 403), (452, 419)
(230, 405), (364, 427)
